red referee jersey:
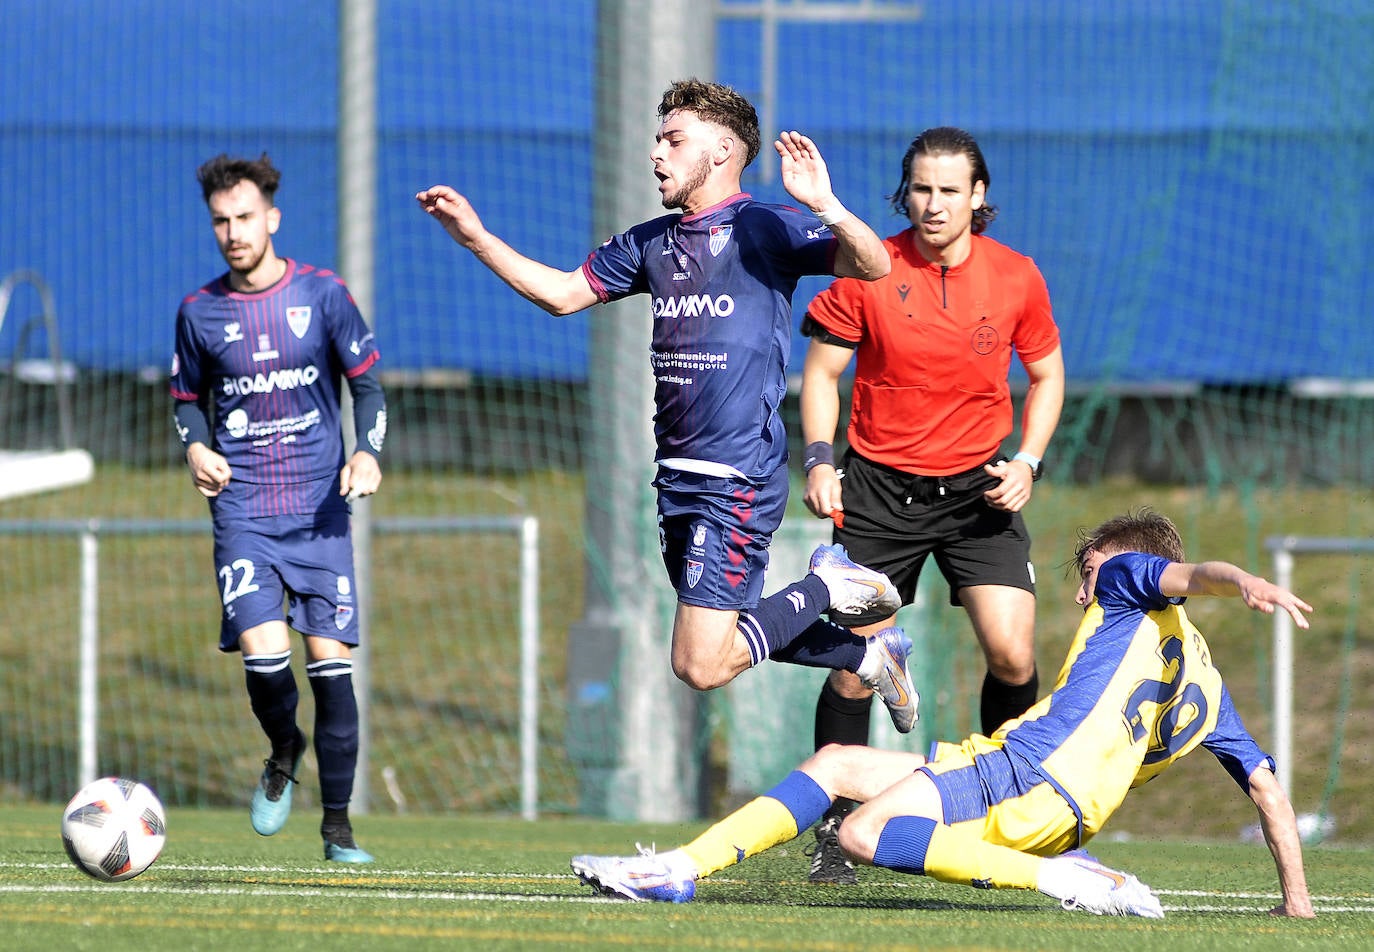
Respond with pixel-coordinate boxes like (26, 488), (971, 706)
(806, 230), (1060, 476)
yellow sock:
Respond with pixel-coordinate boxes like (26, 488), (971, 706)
(920, 822), (1041, 890)
(678, 796), (800, 878)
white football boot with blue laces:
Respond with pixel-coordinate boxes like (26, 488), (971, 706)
(1039, 850), (1164, 918)
(856, 626), (919, 733)
(808, 544), (902, 617)
(571, 845), (697, 903)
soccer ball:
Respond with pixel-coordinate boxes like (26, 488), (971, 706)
(60, 777), (167, 881)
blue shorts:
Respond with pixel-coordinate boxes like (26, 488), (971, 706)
(653, 465), (789, 611)
(210, 510), (359, 651)
(923, 735), (1082, 855)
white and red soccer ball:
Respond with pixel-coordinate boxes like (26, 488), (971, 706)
(60, 777), (166, 881)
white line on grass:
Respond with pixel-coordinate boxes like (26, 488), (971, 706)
(0, 883), (616, 902)
(7, 863), (1372, 913)
(1174, 903), (1374, 914)
(3, 861), (569, 880)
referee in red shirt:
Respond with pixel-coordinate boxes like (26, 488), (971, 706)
(798, 127), (1065, 883)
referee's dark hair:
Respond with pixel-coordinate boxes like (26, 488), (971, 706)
(889, 127), (998, 234)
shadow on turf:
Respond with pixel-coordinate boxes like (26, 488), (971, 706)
(682, 895), (1037, 914)
(567, 878), (1045, 915)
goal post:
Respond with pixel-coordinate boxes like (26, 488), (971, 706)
(1265, 535), (1374, 803)
(0, 515), (542, 819)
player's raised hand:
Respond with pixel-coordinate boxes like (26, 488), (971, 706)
(774, 131), (836, 212)
(416, 185), (487, 249)
(1238, 576), (1313, 629)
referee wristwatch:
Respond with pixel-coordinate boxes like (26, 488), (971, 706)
(1012, 451), (1044, 481)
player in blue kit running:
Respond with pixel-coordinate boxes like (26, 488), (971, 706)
(572, 509), (1316, 920)
(171, 153), (387, 863)
(418, 79), (917, 727)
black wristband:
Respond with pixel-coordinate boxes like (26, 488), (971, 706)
(803, 441), (835, 474)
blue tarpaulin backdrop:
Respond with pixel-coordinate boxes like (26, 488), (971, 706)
(1, 1), (1369, 384)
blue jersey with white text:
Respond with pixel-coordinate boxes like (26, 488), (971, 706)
(170, 259), (379, 520)
(582, 193), (836, 482)
(992, 552), (1273, 839)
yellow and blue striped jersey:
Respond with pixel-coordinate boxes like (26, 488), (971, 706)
(994, 552), (1273, 840)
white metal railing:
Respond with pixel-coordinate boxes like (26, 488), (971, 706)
(0, 269), (76, 449)
(0, 515), (541, 819)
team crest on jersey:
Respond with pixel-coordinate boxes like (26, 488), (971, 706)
(708, 225), (733, 257)
(335, 604), (353, 630)
(286, 306), (312, 339)
(253, 333), (279, 362)
(971, 325), (999, 355)
(685, 559), (704, 589)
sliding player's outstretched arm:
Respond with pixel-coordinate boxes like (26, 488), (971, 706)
(1158, 560), (1312, 628)
(1246, 765), (1315, 918)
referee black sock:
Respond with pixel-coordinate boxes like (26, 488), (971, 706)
(980, 667), (1039, 736)
(814, 678), (872, 823)
(814, 676), (874, 748)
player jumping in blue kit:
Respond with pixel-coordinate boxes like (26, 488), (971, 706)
(171, 153), (386, 863)
(570, 509), (1316, 919)
(418, 79), (917, 729)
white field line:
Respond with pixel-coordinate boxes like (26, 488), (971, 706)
(1, 863), (1370, 912)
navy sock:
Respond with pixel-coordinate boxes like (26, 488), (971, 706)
(736, 574), (831, 666)
(763, 770), (832, 832)
(308, 657), (359, 810)
(767, 618), (866, 672)
(872, 815), (938, 876)
(243, 652), (299, 759)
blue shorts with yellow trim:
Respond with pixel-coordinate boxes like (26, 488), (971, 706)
(923, 736), (1082, 857)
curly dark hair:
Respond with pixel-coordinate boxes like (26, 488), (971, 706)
(196, 153), (281, 205)
(657, 78), (761, 169)
(1073, 508), (1186, 579)
(889, 126), (997, 233)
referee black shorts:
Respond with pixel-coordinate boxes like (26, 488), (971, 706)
(832, 449), (1036, 625)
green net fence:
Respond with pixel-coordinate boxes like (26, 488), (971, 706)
(1, 1), (1371, 841)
